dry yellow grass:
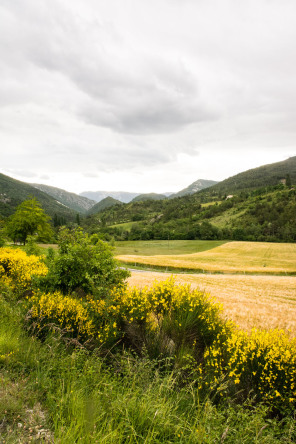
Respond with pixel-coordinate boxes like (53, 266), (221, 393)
(117, 241), (296, 274)
(127, 271), (296, 336)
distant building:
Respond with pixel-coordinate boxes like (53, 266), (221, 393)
(226, 195), (234, 200)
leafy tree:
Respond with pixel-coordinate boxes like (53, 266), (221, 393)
(41, 227), (130, 296)
(6, 198), (53, 245)
(286, 174), (292, 189)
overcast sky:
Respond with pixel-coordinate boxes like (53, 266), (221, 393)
(1, 0), (295, 194)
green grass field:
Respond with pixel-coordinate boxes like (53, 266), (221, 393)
(114, 240), (227, 256)
(109, 221), (138, 230)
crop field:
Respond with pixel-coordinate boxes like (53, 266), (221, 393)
(128, 271), (296, 335)
(117, 241), (296, 274)
(114, 239), (227, 256)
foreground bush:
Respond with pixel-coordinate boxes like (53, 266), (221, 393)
(28, 279), (227, 358)
(0, 247), (47, 297)
(199, 327), (296, 414)
(39, 227), (129, 296)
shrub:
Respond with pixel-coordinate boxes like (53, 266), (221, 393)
(199, 327), (296, 414)
(28, 278), (229, 360)
(0, 247), (47, 297)
(39, 227), (129, 296)
(29, 291), (96, 341)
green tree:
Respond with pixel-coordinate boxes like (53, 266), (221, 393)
(6, 198), (53, 245)
(286, 174), (292, 189)
(41, 227), (130, 296)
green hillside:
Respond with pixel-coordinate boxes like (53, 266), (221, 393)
(200, 156), (296, 197)
(82, 156), (296, 243)
(87, 196), (123, 215)
(131, 193), (167, 202)
(0, 173), (76, 221)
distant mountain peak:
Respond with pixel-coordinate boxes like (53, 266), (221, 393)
(169, 179), (219, 198)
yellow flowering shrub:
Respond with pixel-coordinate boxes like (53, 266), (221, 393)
(30, 291), (96, 340)
(27, 275), (296, 413)
(0, 247), (48, 296)
(199, 326), (296, 412)
(29, 279), (226, 354)
(105, 278), (228, 360)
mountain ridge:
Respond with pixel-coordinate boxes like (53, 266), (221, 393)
(32, 183), (96, 214)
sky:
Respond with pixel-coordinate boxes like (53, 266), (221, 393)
(0, 0), (295, 194)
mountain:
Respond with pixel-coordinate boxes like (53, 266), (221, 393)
(80, 191), (139, 203)
(131, 193), (167, 203)
(201, 156), (296, 197)
(0, 173), (75, 221)
(32, 183), (96, 214)
(169, 179), (219, 198)
(87, 197), (123, 215)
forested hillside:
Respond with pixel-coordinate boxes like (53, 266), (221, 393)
(82, 156), (296, 243)
(0, 173), (76, 222)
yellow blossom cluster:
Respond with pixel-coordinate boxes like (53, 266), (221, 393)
(200, 327), (296, 412)
(29, 278), (224, 351)
(30, 291), (95, 340)
(0, 247), (48, 295)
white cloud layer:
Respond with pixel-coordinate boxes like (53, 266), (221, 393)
(0, 0), (295, 193)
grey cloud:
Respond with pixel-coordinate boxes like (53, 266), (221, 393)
(1, 0), (296, 190)
(1, 1), (214, 135)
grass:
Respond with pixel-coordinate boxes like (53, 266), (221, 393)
(117, 241), (296, 275)
(114, 240), (227, 256)
(109, 221), (139, 230)
(201, 201), (222, 208)
(127, 271), (296, 336)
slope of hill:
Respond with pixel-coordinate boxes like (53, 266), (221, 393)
(131, 193), (167, 203)
(32, 183), (96, 214)
(87, 196), (123, 215)
(169, 179), (218, 198)
(0, 173), (75, 221)
(200, 156), (296, 197)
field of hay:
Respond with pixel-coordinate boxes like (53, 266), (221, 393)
(114, 239), (227, 256)
(128, 271), (296, 336)
(117, 241), (296, 274)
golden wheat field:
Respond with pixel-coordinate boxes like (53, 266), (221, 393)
(117, 241), (296, 274)
(127, 271), (296, 335)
